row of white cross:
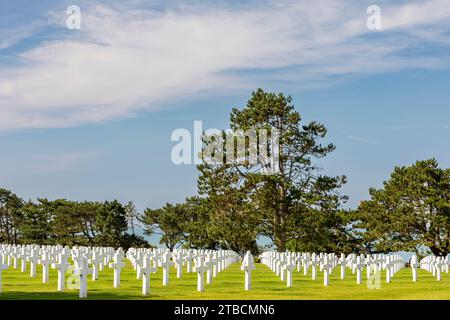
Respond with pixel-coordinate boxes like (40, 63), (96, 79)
(0, 244), (124, 297)
(0, 244), (239, 298)
(2, 245), (448, 296)
(418, 255), (450, 281)
(251, 251), (406, 288)
(126, 248), (239, 294)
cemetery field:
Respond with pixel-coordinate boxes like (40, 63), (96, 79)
(1, 261), (449, 300)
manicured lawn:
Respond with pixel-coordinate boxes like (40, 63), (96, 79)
(0, 261), (449, 299)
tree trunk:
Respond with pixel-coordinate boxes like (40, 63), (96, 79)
(273, 179), (288, 252)
(277, 227), (287, 252)
(274, 205), (288, 251)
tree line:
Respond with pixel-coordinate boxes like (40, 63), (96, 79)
(1, 89), (449, 256)
(0, 194), (148, 249)
(142, 89), (450, 257)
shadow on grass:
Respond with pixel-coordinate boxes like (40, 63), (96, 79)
(0, 291), (164, 300)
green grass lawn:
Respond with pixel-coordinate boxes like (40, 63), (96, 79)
(1, 261), (449, 300)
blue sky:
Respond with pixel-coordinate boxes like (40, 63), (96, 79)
(0, 0), (450, 235)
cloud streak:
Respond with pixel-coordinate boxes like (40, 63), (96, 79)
(0, 0), (450, 130)
(0, 151), (99, 177)
(347, 135), (380, 145)
(29, 152), (99, 174)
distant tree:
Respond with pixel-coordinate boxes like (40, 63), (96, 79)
(198, 89), (347, 251)
(141, 203), (187, 250)
(95, 200), (128, 247)
(76, 201), (102, 244)
(47, 199), (80, 246)
(0, 191), (147, 248)
(182, 196), (219, 249)
(0, 188), (23, 244)
(51, 200), (104, 246)
(286, 208), (361, 254)
(124, 201), (140, 235)
(197, 165), (260, 254)
(356, 159), (450, 256)
(119, 233), (150, 250)
(19, 199), (53, 244)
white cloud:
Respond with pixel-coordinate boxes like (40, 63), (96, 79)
(0, 22), (44, 50)
(382, 0), (450, 30)
(0, 0), (449, 130)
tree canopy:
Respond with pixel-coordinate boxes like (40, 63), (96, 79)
(197, 89), (348, 252)
(356, 159), (450, 256)
(0, 195), (147, 249)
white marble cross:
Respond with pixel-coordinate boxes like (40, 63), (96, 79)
(275, 253), (282, 277)
(294, 253), (301, 273)
(410, 255), (419, 282)
(89, 252), (102, 281)
(219, 251), (225, 272)
(279, 255), (286, 282)
(40, 252), (52, 283)
(0, 254), (8, 293)
(284, 255), (296, 288)
(27, 249), (40, 278)
(444, 256), (449, 274)
(74, 257), (93, 298)
(303, 253), (310, 276)
(51, 254), (71, 291)
(173, 251), (184, 279)
(339, 254), (346, 280)
(97, 251), (105, 271)
(194, 255), (208, 292)
(205, 253), (214, 284)
(185, 250), (194, 273)
(135, 252), (143, 280)
(140, 255), (157, 296)
(435, 257), (445, 281)
(11, 249), (19, 269)
(322, 256), (332, 286)
(109, 254), (126, 288)
(18, 249), (27, 273)
(241, 251), (256, 290)
(355, 256), (365, 285)
(385, 256), (393, 283)
(310, 253), (318, 280)
(212, 252), (219, 278)
(160, 251), (174, 286)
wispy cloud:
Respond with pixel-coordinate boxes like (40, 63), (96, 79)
(0, 152), (99, 176)
(0, 0), (449, 130)
(347, 135), (379, 145)
(0, 26), (36, 50)
(29, 152), (99, 174)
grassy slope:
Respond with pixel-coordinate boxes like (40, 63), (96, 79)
(0, 261), (449, 300)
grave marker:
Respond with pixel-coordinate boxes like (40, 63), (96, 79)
(241, 251), (256, 290)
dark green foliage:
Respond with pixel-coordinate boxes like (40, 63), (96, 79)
(0, 188), (23, 244)
(19, 200), (53, 244)
(356, 159), (450, 256)
(142, 203), (188, 250)
(182, 196), (219, 250)
(198, 89), (348, 252)
(0, 192), (148, 249)
(119, 233), (152, 250)
(95, 200), (128, 247)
